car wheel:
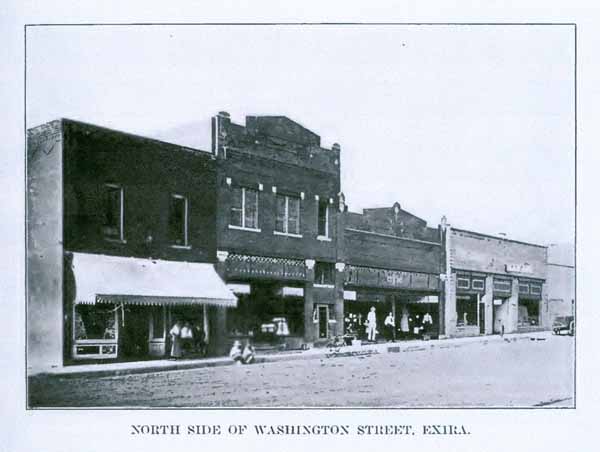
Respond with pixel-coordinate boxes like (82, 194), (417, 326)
(568, 321), (575, 336)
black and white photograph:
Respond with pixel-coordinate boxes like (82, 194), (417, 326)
(23, 23), (577, 409)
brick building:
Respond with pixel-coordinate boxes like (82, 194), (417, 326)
(340, 203), (444, 340)
(211, 112), (344, 347)
(27, 119), (235, 371)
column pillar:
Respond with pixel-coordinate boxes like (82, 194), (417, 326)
(334, 262), (346, 337)
(483, 275), (494, 335)
(506, 277), (519, 333)
(212, 250), (229, 356)
(304, 259), (316, 344)
(443, 273), (457, 337)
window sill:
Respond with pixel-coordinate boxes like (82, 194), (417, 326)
(314, 284), (335, 289)
(273, 231), (303, 238)
(228, 225), (261, 233)
(170, 244), (192, 250)
(317, 235), (332, 242)
(104, 237), (127, 244)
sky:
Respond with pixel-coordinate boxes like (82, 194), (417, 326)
(26, 24), (575, 248)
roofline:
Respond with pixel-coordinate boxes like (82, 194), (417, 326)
(450, 227), (547, 249)
(345, 228), (441, 246)
(547, 262), (575, 269)
(29, 118), (214, 156)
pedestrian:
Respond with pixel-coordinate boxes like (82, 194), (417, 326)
(367, 306), (377, 342)
(242, 340), (256, 364)
(169, 320), (183, 359)
(180, 321), (194, 356)
(229, 340), (243, 365)
(422, 312), (433, 340)
(400, 307), (409, 340)
(384, 312), (395, 342)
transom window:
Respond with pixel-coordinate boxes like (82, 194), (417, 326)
(168, 194), (188, 246)
(275, 194), (300, 235)
(230, 187), (259, 230)
(102, 183), (124, 241)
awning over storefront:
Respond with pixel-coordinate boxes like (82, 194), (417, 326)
(71, 252), (238, 307)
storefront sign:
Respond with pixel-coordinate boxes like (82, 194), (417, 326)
(506, 263), (533, 274)
(227, 283), (251, 294)
(343, 290), (357, 301)
(282, 286), (304, 297)
(345, 265), (439, 291)
(226, 254), (307, 281)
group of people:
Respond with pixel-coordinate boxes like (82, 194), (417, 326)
(169, 320), (207, 359)
(229, 340), (256, 365)
(363, 306), (434, 342)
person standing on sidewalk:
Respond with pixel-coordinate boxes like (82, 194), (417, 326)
(384, 312), (395, 342)
(169, 320), (183, 359)
(367, 306), (377, 342)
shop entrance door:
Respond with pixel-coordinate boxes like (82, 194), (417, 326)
(317, 305), (329, 339)
(122, 305), (150, 357)
(479, 303), (485, 335)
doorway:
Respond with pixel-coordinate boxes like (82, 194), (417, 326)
(122, 305), (150, 357)
(317, 304), (329, 339)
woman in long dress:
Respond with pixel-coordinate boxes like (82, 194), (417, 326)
(169, 321), (183, 359)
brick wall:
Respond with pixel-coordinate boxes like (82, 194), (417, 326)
(61, 120), (218, 263)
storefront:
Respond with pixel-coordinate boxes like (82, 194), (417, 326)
(67, 252), (237, 362)
(343, 265), (441, 342)
(518, 279), (544, 330)
(454, 272), (486, 337)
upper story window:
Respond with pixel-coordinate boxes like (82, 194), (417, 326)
(275, 194), (300, 235)
(230, 187), (259, 230)
(168, 194), (188, 247)
(317, 198), (329, 238)
(314, 261), (335, 286)
(102, 183), (124, 241)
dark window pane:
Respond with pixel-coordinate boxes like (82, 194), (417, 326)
(168, 196), (187, 245)
(315, 262), (334, 285)
(74, 304), (117, 340)
(102, 185), (122, 238)
(318, 200), (328, 236)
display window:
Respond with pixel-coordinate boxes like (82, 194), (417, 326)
(72, 303), (118, 359)
(456, 294), (478, 327)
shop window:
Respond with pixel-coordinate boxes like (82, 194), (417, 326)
(315, 262), (335, 286)
(471, 278), (485, 291)
(102, 184), (123, 240)
(168, 194), (188, 246)
(456, 277), (470, 290)
(456, 295), (478, 327)
(230, 187), (259, 230)
(74, 304), (117, 340)
(275, 194), (300, 235)
(317, 199), (329, 237)
(494, 279), (512, 293)
(530, 284), (542, 296)
(519, 283), (530, 294)
(518, 299), (540, 326)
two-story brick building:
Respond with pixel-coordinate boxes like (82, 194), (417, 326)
(211, 112), (344, 348)
(27, 119), (236, 371)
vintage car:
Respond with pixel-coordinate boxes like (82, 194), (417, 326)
(552, 316), (575, 336)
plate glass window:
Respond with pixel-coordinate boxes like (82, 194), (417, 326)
(102, 184), (123, 240)
(231, 187), (259, 229)
(168, 194), (188, 246)
(275, 194), (300, 234)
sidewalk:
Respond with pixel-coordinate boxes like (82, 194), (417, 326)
(28, 330), (551, 380)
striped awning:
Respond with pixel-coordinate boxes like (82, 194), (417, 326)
(71, 252), (237, 307)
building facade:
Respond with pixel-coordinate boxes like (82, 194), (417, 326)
(440, 223), (548, 338)
(211, 112), (344, 348)
(27, 119), (235, 371)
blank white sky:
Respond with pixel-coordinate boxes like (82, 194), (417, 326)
(26, 24), (575, 246)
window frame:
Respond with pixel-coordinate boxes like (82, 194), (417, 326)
(314, 261), (335, 287)
(317, 198), (330, 240)
(274, 194), (302, 237)
(168, 193), (190, 248)
(102, 183), (125, 242)
(229, 187), (261, 232)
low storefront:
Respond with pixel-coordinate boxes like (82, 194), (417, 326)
(343, 265), (441, 341)
(66, 252), (237, 362)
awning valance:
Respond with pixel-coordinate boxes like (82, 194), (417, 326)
(71, 252), (238, 307)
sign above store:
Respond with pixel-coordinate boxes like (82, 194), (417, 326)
(506, 263), (533, 274)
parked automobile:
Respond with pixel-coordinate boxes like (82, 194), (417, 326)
(552, 316), (575, 336)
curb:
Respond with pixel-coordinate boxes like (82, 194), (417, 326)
(28, 331), (550, 381)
